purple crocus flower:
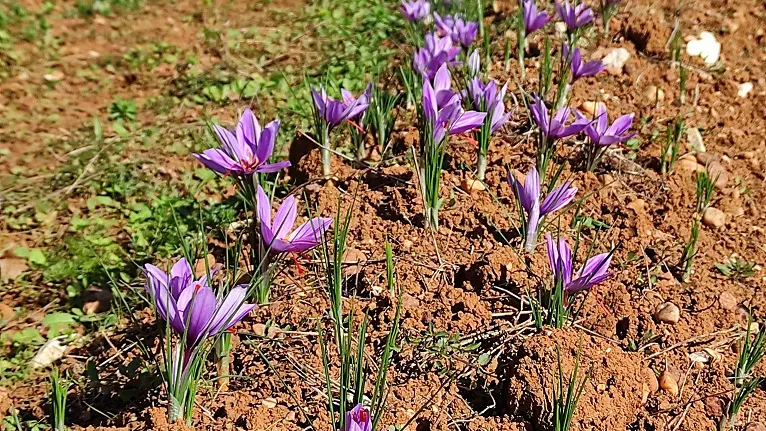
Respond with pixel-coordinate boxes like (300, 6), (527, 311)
(256, 185), (332, 253)
(529, 94), (589, 140)
(546, 234), (612, 293)
(341, 84), (373, 121)
(422, 69), (486, 144)
(345, 404), (372, 431)
(508, 167), (577, 252)
(311, 85), (370, 131)
(522, 0), (551, 35)
(432, 63), (457, 108)
(555, 0), (594, 30)
(193, 108), (290, 177)
(563, 43), (604, 81)
(399, 0), (430, 21)
(413, 32), (461, 79)
(465, 78), (512, 133)
(144, 258), (255, 349)
(433, 13), (479, 47)
(578, 103), (635, 146)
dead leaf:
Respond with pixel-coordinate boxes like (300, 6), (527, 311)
(0, 258), (28, 282)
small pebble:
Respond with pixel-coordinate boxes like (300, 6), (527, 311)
(704, 396), (724, 418)
(719, 292), (738, 311)
(602, 47), (631, 75)
(643, 367), (659, 392)
(686, 127), (706, 153)
(580, 101), (604, 116)
(642, 85), (665, 103)
(461, 177), (486, 192)
(737, 82), (753, 98)
(655, 302), (680, 324)
(702, 207), (726, 228)
(659, 371), (679, 396)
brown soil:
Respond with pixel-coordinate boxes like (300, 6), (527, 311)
(2, 0), (766, 429)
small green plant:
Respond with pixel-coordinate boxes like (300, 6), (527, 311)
(695, 167), (717, 214)
(679, 64), (687, 104)
(49, 368), (69, 431)
(626, 330), (659, 352)
(318, 199), (402, 431)
(108, 98), (137, 122)
(715, 255), (756, 280)
(661, 118), (685, 174)
(365, 85), (400, 160)
(551, 337), (590, 431)
(538, 37), (553, 97)
(726, 317), (765, 428)
(679, 220), (699, 282)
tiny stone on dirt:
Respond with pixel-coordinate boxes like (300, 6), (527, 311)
(601, 48), (631, 75)
(686, 127), (706, 153)
(655, 302), (680, 324)
(702, 207), (726, 228)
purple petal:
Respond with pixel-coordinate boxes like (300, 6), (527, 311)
(193, 149), (241, 175)
(605, 113), (634, 136)
(255, 160), (291, 173)
(236, 108), (260, 154)
(449, 110), (487, 135)
(183, 285), (217, 345)
(169, 258), (193, 298)
(208, 286), (255, 335)
(272, 195), (298, 241)
(254, 119), (280, 165)
(284, 217), (333, 252)
(521, 167), (541, 213)
(540, 182), (577, 214)
(256, 185), (272, 230)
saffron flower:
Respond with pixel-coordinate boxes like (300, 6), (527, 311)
(144, 258), (256, 348)
(341, 84), (373, 121)
(465, 78), (511, 134)
(522, 0), (551, 35)
(345, 404), (372, 431)
(311, 85), (370, 132)
(555, 0), (594, 30)
(422, 70), (486, 144)
(508, 167), (577, 252)
(431, 62), (458, 108)
(413, 32), (461, 79)
(529, 94), (588, 140)
(194, 108), (289, 177)
(546, 234), (612, 293)
(434, 13), (479, 47)
(563, 43), (604, 81)
(579, 103), (635, 147)
(256, 185), (332, 253)
(399, 0), (430, 21)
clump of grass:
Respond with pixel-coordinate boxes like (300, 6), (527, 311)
(725, 316), (765, 428)
(49, 368), (69, 431)
(661, 118), (685, 174)
(679, 220), (699, 282)
(551, 337), (590, 431)
(365, 84), (400, 160)
(695, 167), (717, 214)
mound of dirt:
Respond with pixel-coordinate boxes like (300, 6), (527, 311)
(506, 328), (647, 431)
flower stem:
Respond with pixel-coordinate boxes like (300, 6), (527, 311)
(477, 152), (488, 181)
(320, 126), (331, 178)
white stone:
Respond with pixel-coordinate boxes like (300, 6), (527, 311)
(738, 82), (753, 98)
(686, 31), (721, 66)
(30, 337), (67, 369)
(601, 48), (631, 75)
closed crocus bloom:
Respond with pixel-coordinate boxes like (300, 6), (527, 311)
(529, 94), (589, 140)
(509, 167), (577, 252)
(522, 0), (551, 35)
(465, 78), (511, 133)
(399, 0), (430, 21)
(546, 234), (612, 294)
(345, 404), (372, 431)
(194, 108), (290, 177)
(563, 43), (604, 81)
(555, 0), (594, 30)
(467, 49), (480, 77)
(256, 185), (332, 253)
(578, 103), (635, 146)
(144, 258), (255, 348)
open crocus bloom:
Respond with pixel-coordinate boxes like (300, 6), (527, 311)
(546, 234), (612, 294)
(555, 0), (594, 30)
(256, 185), (333, 253)
(311, 85), (370, 131)
(577, 103), (635, 146)
(422, 67), (486, 144)
(144, 258), (255, 348)
(522, 0), (550, 35)
(563, 43), (604, 81)
(529, 94), (589, 140)
(194, 108), (290, 177)
(345, 404), (372, 431)
(509, 167), (577, 252)
(433, 12), (478, 47)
